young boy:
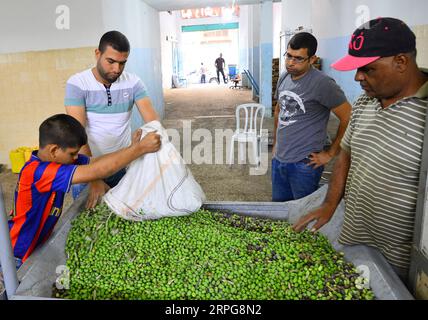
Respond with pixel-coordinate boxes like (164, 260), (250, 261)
(8, 114), (161, 266)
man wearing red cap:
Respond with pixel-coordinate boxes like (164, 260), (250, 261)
(293, 17), (428, 281)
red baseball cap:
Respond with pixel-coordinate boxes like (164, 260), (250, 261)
(331, 17), (416, 71)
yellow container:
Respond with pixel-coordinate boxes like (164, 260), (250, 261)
(24, 150), (32, 162)
(9, 146), (36, 173)
(9, 150), (26, 174)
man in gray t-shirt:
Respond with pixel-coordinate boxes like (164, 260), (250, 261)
(272, 32), (351, 202)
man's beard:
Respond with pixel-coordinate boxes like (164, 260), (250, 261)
(97, 63), (120, 84)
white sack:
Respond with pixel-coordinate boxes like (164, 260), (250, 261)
(103, 120), (206, 221)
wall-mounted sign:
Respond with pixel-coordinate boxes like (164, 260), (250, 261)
(181, 6), (240, 19)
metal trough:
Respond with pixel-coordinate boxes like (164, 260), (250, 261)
(11, 186), (413, 300)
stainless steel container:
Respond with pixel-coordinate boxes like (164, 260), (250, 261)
(12, 186), (413, 300)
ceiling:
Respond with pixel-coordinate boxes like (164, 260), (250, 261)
(143, 0), (280, 12)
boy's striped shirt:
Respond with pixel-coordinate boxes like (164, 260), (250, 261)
(8, 152), (89, 261)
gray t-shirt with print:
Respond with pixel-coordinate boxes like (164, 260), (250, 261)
(274, 67), (347, 163)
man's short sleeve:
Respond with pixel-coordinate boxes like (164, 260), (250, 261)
(317, 76), (347, 110)
(64, 76), (86, 107)
(274, 72), (288, 101)
(340, 94), (370, 153)
(33, 162), (78, 194)
(134, 79), (148, 102)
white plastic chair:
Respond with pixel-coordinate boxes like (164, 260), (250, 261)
(228, 103), (266, 166)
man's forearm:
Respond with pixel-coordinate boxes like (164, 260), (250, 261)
(328, 102), (351, 157)
(80, 144), (93, 157)
(136, 98), (160, 123)
(327, 120), (348, 157)
(65, 106), (93, 157)
(81, 144), (105, 183)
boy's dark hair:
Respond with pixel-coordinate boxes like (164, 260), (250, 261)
(39, 114), (87, 149)
(98, 30), (130, 53)
(288, 32), (318, 57)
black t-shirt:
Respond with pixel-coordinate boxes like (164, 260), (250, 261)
(215, 57), (225, 70)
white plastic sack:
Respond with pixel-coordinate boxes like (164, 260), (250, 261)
(103, 120), (206, 221)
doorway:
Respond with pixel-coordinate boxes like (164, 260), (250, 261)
(181, 26), (239, 85)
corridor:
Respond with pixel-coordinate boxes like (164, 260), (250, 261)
(162, 85), (274, 201)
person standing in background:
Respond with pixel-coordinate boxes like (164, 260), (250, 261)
(215, 53), (227, 84)
(200, 62), (206, 84)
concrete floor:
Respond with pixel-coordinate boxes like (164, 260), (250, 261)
(163, 83), (275, 202)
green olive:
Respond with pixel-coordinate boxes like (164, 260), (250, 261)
(57, 205), (374, 300)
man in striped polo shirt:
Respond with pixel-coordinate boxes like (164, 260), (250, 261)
(65, 31), (159, 209)
(293, 17), (428, 282)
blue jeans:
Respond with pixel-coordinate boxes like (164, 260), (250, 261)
(72, 168), (127, 200)
(272, 157), (324, 202)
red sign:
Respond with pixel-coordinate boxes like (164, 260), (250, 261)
(181, 6), (240, 19)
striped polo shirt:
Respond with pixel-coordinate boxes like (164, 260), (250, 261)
(339, 78), (428, 269)
(65, 69), (148, 157)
